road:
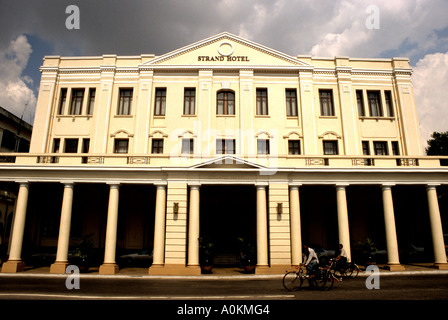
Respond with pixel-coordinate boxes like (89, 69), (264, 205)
(0, 274), (446, 318)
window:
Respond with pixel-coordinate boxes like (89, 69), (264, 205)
(183, 88), (196, 115)
(319, 89), (334, 116)
(1, 130), (16, 150)
(357, 90), (365, 116)
(53, 139), (60, 153)
(182, 138), (194, 154)
(69, 89), (84, 115)
(118, 89), (133, 115)
(286, 89), (298, 117)
(81, 139), (90, 163)
(323, 140), (338, 155)
(87, 88), (96, 115)
(216, 139), (235, 154)
(17, 138), (29, 153)
(217, 90), (235, 115)
(151, 139), (164, 154)
(391, 141), (400, 155)
(362, 141), (370, 155)
(58, 88), (67, 115)
(257, 139), (270, 155)
(256, 88), (268, 115)
(114, 139), (128, 153)
(154, 88), (166, 116)
(374, 141), (388, 155)
(368, 91), (382, 117)
(385, 91), (394, 117)
(64, 139), (78, 153)
(288, 140), (301, 155)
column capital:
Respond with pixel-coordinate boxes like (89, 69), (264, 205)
(426, 183), (440, 190)
(335, 183), (349, 189)
(106, 182), (121, 188)
(188, 182), (201, 189)
(381, 183), (395, 189)
(289, 183), (302, 189)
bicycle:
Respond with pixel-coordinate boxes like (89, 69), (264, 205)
(283, 260), (338, 291)
(332, 260), (360, 279)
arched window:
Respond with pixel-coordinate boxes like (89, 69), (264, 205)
(217, 90), (235, 115)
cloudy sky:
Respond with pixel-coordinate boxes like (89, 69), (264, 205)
(0, 0), (447, 152)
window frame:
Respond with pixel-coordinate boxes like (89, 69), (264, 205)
(356, 90), (365, 117)
(181, 138), (194, 155)
(117, 88), (133, 116)
(367, 90), (383, 117)
(58, 88), (67, 115)
(114, 138), (129, 154)
(319, 89), (335, 117)
(384, 90), (394, 117)
(323, 140), (339, 155)
(64, 138), (79, 153)
(154, 88), (167, 116)
(373, 141), (388, 156)
(257, 139), (270, 155)
(183, 88), (196, 115)
(151, 139), (164, 154)
(288, 140), (301, 155)
(216, 139), (236, 154)
(216, 90), (235, 115)
(69, 88), (85, 115)
(86, 88), (96, 115)
(286, 89), (298, 117)
(256, 88), (269, 116)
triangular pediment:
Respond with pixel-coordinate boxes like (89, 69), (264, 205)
(190, 155), (267, 170)
(143, 32), (311, 68)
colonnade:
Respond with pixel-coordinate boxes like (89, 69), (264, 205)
(1, 181), (447, 274)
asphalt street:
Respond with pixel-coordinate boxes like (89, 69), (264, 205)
(0, 272), (446, 318)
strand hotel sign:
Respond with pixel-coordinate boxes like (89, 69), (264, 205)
(198, 41), (250, 62)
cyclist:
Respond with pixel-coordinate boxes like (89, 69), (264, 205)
(301, 245), (319, 278)
(335, 243), (348, 273)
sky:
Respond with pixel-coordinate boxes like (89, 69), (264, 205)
(0, 0), (447, 152)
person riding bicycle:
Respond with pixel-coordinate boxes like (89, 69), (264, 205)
(335, 243), (348, 272)
(301, 245), (319, 278)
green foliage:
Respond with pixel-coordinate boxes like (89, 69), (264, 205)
(426, 131), (448, 156)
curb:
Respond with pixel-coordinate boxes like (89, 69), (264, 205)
(1, 269), (448, 280)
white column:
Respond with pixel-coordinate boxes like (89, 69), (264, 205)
(289, 185), (302, 265)
(382, 185), (402, 269)
(152, 184), (167, 266)
(336, 185), (351, 261)
(50, 183), (74, 273)
(188, 185), (200, 267)
(2, 183), (29, 273)
(256, 185), (269, 268)
(426, 185), (448, 267)
(99, 183), (120, 274)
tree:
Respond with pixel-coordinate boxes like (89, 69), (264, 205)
(426, 131), (448, 166)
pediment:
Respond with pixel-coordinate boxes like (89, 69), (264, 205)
(190, 155), (267, 170)
(143, 32), (311, 68)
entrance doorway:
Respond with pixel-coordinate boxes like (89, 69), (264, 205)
(199, 185), (256, 267)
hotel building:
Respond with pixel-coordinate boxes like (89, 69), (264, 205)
(1, 32), (447, 275)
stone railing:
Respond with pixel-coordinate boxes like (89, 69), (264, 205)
(0, 153), (446, 168)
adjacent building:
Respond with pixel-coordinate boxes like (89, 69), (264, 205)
(1, 32), (447, 275)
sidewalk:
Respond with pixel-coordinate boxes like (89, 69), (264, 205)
(2, 263), (448, 279)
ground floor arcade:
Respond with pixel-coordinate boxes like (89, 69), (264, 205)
(1, 167), (448, 275)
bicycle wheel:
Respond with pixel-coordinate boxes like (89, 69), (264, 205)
(283, 271), (302, 291)
(348, 263), (360, 278)
(313, 269), (333, 290)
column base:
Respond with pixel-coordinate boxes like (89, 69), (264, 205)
(384, 264), (406, 271)
(2, 260), (25, 273)
(433, 263), (448, 270)
(50, 261), (70, 274)
(99, 263), (119, 275)
(148, 264), (201, 276)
